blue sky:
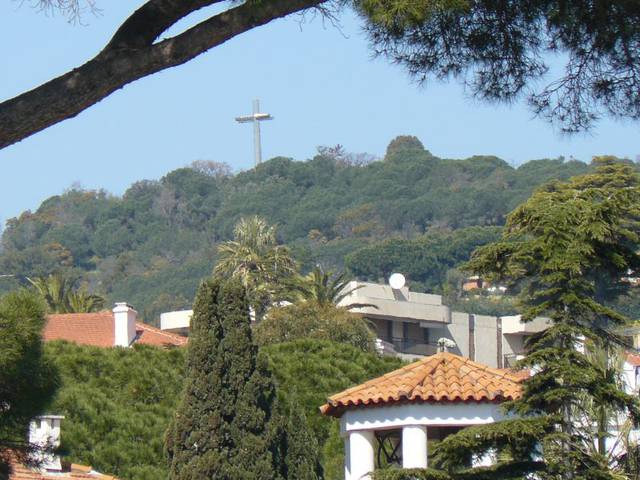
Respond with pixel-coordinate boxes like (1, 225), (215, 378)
(1, 1), (639, 226)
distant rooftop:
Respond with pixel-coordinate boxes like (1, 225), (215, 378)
(337, 281), (450, 325)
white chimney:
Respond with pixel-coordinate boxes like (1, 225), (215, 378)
(29, 415), (64, 472)
(113, 303), (137, 347)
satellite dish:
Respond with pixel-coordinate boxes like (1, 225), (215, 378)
(389, 273), (406, 290)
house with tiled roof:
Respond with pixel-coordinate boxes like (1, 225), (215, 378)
(320, 351), (525, 480)
(8, 416), (118, 480)
(44, 303), (187, 348)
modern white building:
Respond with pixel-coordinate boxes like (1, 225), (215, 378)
(338, 280), (550, 367)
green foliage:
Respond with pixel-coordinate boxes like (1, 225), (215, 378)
(39, 337), (401, 480)
(357, 0), (640, 132)
(214, 216), (297, 319)
(441, 159), (640, 479)
(255, 303), (376, 352)
(346, 226), (503, 291)
(263, 339), (404, 479)
(385, 135), (428, 160)
(0, 147), (596, 323)
(27, 274), (105, 313)
(165, 278), (287, 479)
(290, 266), (365, 309)
(46, 341), (184, 480)
(373, 468), (453, 480)
(0, 291), (59, 476)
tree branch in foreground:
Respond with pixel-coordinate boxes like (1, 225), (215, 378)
(0, 0), (324, 150)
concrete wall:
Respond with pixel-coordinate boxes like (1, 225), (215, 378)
(445, 312), (470, 358)
(474, 315), (499, 367)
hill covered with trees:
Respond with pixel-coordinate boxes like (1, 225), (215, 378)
(0, 137), (593, 322)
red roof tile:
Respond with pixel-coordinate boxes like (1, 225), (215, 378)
(44, 313), (186, 348)
(320, 352), (524, 417)
(44, 313), (115, 347)
(135, 322), (187, 347)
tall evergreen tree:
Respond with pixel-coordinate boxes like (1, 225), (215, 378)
(0, 290), (59, 478)
(425, 158), (640, 480)
(165, 278), (320, 479)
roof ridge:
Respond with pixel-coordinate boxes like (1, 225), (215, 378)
(320, 352), (523, 417)
(136, 322), (187, 343)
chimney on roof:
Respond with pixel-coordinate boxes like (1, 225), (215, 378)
(113, 303), (137, 347)
(29, 415), (64, 472)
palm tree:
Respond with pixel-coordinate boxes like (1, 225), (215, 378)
(578, 342), (640, 477)
(27, 274), (105, 313)
(291, 266), (374, 310)
(66, 289), (105, 313)
(214, 216), (297, 319)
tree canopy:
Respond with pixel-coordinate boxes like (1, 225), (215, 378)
(41, 338), (402, 480)
(0, 291), (59, 478)
(0, 147), (597, 324)
(417, 158), (640, 480)
(2, 0), (639, 147)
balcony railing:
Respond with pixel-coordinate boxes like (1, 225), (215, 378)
(377, 337), (439, 357)
(503, 353), (525, 368)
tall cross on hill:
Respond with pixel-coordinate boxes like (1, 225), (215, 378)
(235, 99), (273, 167)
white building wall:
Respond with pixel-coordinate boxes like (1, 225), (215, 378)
(447, 312), (471, 359)
(474, 315), (499, 366)
(341, 403), (508, 435)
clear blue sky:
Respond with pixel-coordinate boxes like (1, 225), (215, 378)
(1, 2), (639, 227)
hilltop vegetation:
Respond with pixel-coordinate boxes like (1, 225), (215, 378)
(0, 137), (592, 322)
(46, 339), (402, 480)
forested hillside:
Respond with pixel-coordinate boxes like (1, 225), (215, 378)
(0, 137), (592, 322)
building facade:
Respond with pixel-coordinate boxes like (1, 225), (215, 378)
(338, 281), (550, 368)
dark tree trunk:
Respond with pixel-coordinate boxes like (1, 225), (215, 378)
(0, 0), (323, 149)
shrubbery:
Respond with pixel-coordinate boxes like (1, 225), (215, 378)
(45, 338), (402, 480)
(254, 303), (376, 352)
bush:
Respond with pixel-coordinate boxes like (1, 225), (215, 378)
(46, 338), (402, 480)
(263, 339), (404, 479)
(255, 303), (376, 352)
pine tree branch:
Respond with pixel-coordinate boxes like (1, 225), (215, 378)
(0, 0), (325, 150)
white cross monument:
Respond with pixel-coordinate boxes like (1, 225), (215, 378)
(235, 99), (273, 167)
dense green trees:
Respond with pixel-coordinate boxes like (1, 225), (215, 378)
(0, 145), (603, 322)
(411, 158), (640, 480)
(0, 291), (59, 477)
(43, 337), (402, 480)
(214, 216), (297, 320)
(346, 226), (503, 291)
(255, 303), (376, 352)
(47, 342), (184, 480)
(165, 278), (320, 479)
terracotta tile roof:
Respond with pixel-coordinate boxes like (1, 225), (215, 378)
(44, 313), (187, 348)
(9, 460), (117, 479)
(44, 312), (115, 347)
(135, 322), (187, 347)
(320, 352), (524, 417)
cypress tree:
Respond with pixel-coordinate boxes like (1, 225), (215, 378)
(165, 278), (279, 479)
(165, 277), (321, 479)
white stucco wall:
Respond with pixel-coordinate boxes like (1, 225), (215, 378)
(474, 315), (498, 366)
(340, 403), (508, 436)
(448, 312), (471, 359)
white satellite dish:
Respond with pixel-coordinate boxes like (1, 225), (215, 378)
(389, 273), (406, 290)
